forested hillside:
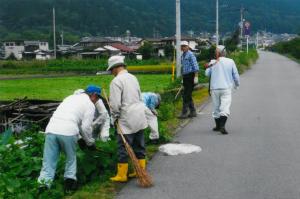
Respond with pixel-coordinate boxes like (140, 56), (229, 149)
(0, 0), (299, 42)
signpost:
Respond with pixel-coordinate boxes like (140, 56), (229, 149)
(244, 21), (251, 54)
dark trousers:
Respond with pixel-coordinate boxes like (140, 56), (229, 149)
(117, 130), (145, 163)
(182, 73), (196, 113)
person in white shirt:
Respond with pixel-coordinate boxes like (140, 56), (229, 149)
(38, 85), (101, 193)
(205, 45), (240, 134)
(73, 89), (110, 143)
(107, 55), (148, 182)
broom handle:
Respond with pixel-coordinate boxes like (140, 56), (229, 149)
(102, 88), (129, 145)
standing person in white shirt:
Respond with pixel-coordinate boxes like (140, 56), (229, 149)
(107, 55), (148, 182)
(38, 85), (101, 193)
(205, 45), (240, 134)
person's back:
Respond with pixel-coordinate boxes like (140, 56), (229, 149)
(46, 93), (95, 136)
(207, 57), (240, 90)
(110, 70), (147, 135)
(112, 71), (142, 109)
(142, 92), (158, 110)
(205, 45), (240, 135)
(38, 85), (100, 192)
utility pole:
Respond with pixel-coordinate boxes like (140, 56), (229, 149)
(240, 6), (244, 49)
(246, 36), (249, 54)
(53, 7), (56, 59)
(176, 0), (181, 78)
(256, 32), (259, 49)
(61, 31), (64, 46)
(216, 0), (219, 46)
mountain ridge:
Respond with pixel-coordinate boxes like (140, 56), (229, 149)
(0, 0), (299, 42)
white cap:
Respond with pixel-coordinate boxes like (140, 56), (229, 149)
(216, 45), (226, 53)
(180, 41), (189, 46)
(107, 55), (126, 71)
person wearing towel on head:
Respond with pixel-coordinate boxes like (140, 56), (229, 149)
(205, 45), (240, 134)
(142, 92), (161, 144)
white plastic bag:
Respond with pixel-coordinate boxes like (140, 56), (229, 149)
(159, 143), (202, 156)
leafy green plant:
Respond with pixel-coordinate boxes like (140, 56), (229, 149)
(0, 126), (118, 199)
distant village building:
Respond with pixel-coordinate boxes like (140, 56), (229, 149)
(23, 41), (50, 60)
(2, 40), (50, 60)
(3, 40), (25, 60)
(79, 37), (119, 49)
(78, 36), (140, 59)
(140, 36), (199, 57)
(24, 41), (49, 52)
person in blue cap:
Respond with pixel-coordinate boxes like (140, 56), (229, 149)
(142, 92), (161, 144)
(74, 87), (110, 143)
(38, 85), (101, 194)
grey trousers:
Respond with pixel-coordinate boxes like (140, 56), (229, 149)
(117, 130), (145, 163)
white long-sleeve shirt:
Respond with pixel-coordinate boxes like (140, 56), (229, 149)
(45, 93), (95, 145)
(109, 70), (147, 135)
(205, 57), (240, 90)
(93, 99), (110, 140)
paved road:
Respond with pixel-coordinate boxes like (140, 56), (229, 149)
(117, 51), (300, 199)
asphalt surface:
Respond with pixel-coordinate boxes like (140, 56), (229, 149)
(117, 51), (300, 199)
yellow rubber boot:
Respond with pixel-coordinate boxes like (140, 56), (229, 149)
(128, 159), (146, 178)
(110, 163), (128, 182)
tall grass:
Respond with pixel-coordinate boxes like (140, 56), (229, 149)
(229, 49), (259, 74)
(0, 59), (161, 75)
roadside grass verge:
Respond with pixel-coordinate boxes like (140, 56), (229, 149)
(229, 49), (259, 74)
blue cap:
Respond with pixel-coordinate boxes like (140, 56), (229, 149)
(85, 85), (101, 96)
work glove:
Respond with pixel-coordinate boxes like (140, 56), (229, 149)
(206, 59), (217, 68)
(151, 109), (158, 116)
(87, 144), (97, 151)
(100, 135), (110, 142)
(194, 76), (199, 85)
(209, 59), (217, 65)
(78, 139), (88, 150)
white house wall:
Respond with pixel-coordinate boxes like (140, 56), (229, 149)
(39, 42), (49, 51)
(4, 45), (24, 60)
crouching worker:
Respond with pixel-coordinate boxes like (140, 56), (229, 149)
(74, 88), (110, 144)
(142, 92), (161, 144)
(37, 85), (101, 194)
(107, 55), (148, 182)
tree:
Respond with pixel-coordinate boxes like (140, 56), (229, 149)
(164, 44), (174, 60)
(225, 28), (240, 52)
(198, 46), (216, 62)
(138, 42), (154, 60)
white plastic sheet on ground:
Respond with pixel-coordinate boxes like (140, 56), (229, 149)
(159, 143), (202, 156)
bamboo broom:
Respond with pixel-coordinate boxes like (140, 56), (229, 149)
(102, 88), (153, 188)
